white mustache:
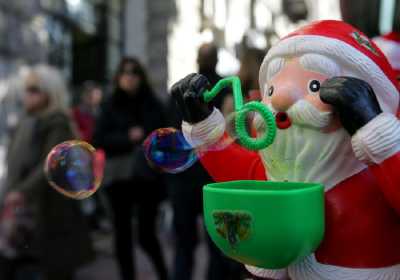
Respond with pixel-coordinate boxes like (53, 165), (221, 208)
(254, 100), (332, 130)
(287, 100), (332, 128)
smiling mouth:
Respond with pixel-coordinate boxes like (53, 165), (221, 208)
(275, 112), (292, 129)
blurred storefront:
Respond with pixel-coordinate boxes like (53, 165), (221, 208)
(340, 0), (399, 37)
(0, 0), (125, 84)
(0, 0), (398, 131)
(0, 0), (125, 180)
(167, 0), (399, 88)
(167, 0), (341, 87)
(124, 0), (176, 98)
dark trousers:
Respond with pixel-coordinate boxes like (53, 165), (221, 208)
(106, 178), (168, 280)
(0, 257), (74, 280)
(42, 269), (74, 280)
(168, 165), (245, 280)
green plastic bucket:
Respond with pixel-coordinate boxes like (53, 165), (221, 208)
(203, 180), (325, 269)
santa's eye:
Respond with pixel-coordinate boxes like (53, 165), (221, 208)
(268, 86), (274, 96)
(308, 80), (320, 94)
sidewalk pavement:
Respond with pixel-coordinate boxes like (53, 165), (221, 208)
(76, 228), (207, 280)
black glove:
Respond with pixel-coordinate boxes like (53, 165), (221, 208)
(171, 73), (213, 124)
(320, 76), (382, 135)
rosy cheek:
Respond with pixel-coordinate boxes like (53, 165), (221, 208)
(304, 94), (333, 112)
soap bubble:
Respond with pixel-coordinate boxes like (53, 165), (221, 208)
(44, 140), (105, 200)
(143, 110), (253, 174)
(143, 128), (198, 174)
(143, 119), (240, 175)
(142, 105), (271, 174)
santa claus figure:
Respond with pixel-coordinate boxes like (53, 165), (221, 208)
(171, 20), (400, 279)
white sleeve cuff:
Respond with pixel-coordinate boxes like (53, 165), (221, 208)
(181, 108), (225, 148)
(245, 265), (288, 279)
(351, 113), (400, 164)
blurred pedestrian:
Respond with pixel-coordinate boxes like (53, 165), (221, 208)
(72, 81), (107, 232)
(93, 57), (168, 280)
(0, 64), (93, 280)
(72, 81), (103, 143)
(197, 43), (227, 109)
(237, 47), (265, 100)
(222, 47), (265, 117)
(168, 43), (245, 280)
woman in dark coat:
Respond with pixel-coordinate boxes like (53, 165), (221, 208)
(2, 64), (93, 280)
(93, 57), (168, 280)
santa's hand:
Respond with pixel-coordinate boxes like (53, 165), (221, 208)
(171, 73), (213, 124)
(320, 76), (382, 135)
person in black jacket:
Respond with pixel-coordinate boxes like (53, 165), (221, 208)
(93, 57), (168, 280)
(168, 43), (245, 280)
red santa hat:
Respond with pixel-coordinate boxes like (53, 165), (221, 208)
(259, 20), (400, 114)
(373, 32), (400, 78)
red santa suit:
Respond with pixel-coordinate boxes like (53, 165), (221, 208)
(182, 21), (400, 279)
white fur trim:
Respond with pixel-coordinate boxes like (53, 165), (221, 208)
(246, 255), (400, 280)
(374, 37), (400, 70)
(290, 255), (400, 280)
(245, 265), (288, 279)
(351, 113), (400, 164)
(259, 35), (399, 114)
(181, 108), (225, 148)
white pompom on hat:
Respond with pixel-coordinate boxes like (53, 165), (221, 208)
(373, 32), (400, 78)
(259, 20), (400, 114)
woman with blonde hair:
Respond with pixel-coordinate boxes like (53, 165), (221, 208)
(1, 64), (93, 280)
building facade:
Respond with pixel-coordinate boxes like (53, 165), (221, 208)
(0, 0), (124, 85)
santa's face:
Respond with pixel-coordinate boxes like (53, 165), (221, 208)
(256, 56), (366, 189)
(262, 57), (340, 132)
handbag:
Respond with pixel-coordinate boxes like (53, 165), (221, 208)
(131, 146), (157, 180)
(102, 152), (135, 186)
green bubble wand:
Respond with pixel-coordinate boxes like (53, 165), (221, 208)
(202, 76), (276, 151)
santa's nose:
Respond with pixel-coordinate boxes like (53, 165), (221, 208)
(270, 84), (302, 112)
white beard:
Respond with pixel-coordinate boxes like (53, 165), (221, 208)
(254, 102), (367, 190)
(248, 102), (372, 280)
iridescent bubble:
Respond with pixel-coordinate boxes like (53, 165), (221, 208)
(143, 128), (198, 174)
(44, 140), (105, 200)
(144, 111), (262, 174)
